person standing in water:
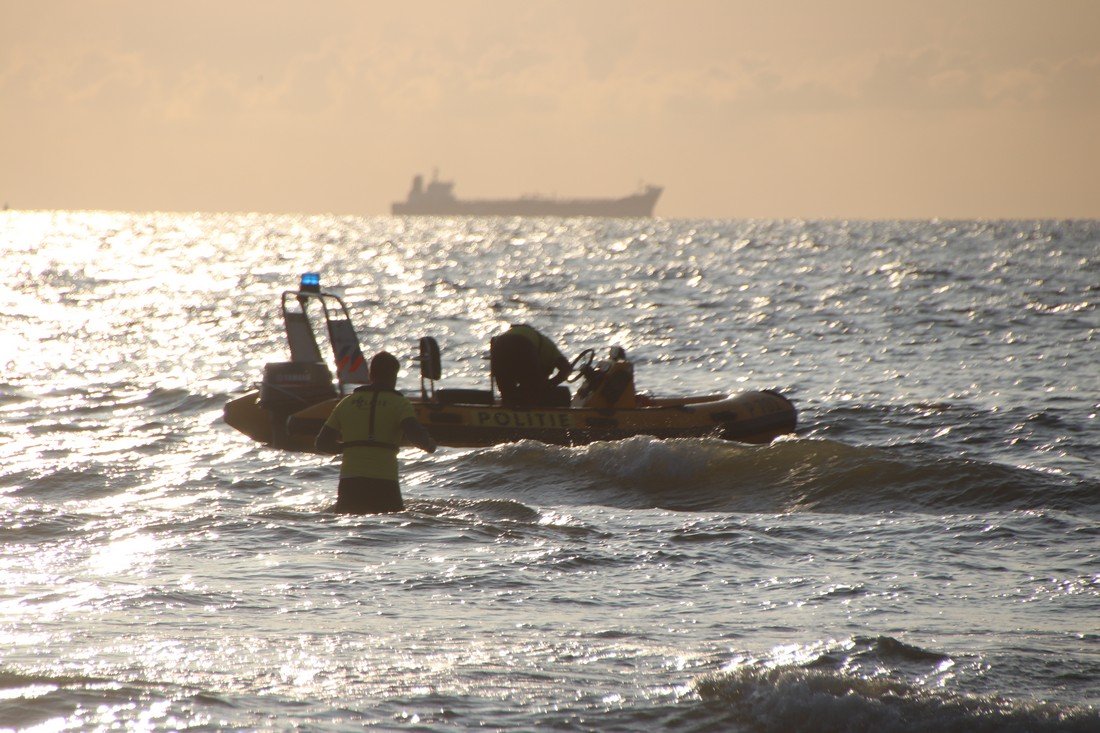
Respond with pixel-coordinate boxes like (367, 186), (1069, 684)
(315, 351), (437, 513)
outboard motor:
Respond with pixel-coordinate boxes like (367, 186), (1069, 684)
(259, 361), (337, 413)
(258, 361), (337, 447)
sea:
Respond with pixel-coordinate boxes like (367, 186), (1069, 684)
(1, 212), (1097, 732)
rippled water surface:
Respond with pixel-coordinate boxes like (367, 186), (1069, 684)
(1, 213), (1098, 731)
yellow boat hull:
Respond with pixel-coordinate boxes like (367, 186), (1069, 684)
(223, 389), (796, 453)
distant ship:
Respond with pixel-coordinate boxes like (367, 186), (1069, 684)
(391, 173), (662, 217)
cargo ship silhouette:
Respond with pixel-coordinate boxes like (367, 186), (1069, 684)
(392, 173), (661, 217)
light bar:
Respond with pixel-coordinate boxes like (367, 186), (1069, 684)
(299, 272), (321, 293)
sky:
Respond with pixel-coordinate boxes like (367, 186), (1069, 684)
(2, 0), (1099, 219)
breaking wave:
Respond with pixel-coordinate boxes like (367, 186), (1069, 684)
(444, 436), (1097, 513)
(694, 660), (1098, 733)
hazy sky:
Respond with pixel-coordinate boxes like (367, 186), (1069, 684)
(3, 1), (1099, 218)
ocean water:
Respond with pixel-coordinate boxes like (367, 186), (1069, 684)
(1, 212), (1097, 732)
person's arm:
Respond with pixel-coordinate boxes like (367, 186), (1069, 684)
(401, 417), (438, 453)
(315, 424), (343, 455)
(547, 354), (573, 387)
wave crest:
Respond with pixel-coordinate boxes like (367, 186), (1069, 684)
(448, 436), (1095, 513)
(695, 663), (1098, 733)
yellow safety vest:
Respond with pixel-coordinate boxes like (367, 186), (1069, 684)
(324, 387), (415, 481)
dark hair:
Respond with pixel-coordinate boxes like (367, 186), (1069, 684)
(369, 351), (400, 389)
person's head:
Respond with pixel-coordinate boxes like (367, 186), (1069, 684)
(369, 351), (400, 389)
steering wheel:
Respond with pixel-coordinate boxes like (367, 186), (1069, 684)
(566, 348), (596, 382)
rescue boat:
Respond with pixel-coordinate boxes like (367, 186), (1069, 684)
(222, 275), (797, 452)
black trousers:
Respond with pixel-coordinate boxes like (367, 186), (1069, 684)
(490, 332), (549, 406)
(334, 476), (404, 514)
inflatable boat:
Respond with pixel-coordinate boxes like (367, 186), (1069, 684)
(222, 275), (797, 453)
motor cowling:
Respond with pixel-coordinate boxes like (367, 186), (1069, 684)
(258, 361), (337, 414)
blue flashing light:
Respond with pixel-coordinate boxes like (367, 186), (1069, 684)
(300, 272), (321, 293)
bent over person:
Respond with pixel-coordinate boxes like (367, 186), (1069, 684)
(489, 324), (572, 407)
(315, 351), (436, 513)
